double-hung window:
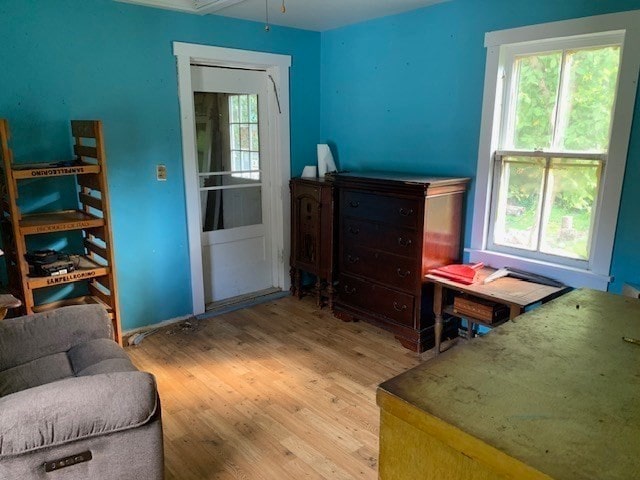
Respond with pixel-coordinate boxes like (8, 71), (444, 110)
(469, 11), (640, 289)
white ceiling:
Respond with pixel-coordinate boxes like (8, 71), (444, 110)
(117, 0), (449, 31)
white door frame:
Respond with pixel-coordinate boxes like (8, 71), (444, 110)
(174, 41), (292, 315)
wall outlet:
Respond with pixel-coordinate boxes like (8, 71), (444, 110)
(156, 164), (167, 181)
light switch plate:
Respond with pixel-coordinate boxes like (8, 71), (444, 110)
(156, 165), (167, 181)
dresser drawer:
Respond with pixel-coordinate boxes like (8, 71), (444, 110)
(341, 218), (418, 258)
(341, 190), (420, 228)
(340, 246), (416, 292)
(338, 273), (415, 327)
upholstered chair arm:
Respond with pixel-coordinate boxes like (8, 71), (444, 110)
(0, 371), (159, 459)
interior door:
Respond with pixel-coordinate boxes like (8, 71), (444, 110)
(191, 65), (274, 304)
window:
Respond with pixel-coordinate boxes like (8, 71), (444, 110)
(229, 94), (260, 180)
(489, 40), (620, 267)
(468, 11), (640, 289)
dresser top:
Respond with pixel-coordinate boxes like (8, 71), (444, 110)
(330, 171), (470, 187)
(378, 289), (640, 480)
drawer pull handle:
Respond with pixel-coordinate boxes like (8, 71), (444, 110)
(398, 208), (414, 216)
(347, 255), (360, 264)
(344, 285), (357, 294)
(348, 226), (360, 235)
(396, 268), (410, 278)
(393, 302), (407, 312)
(349, 201), (360, 208)
(397, 237), (412, 247)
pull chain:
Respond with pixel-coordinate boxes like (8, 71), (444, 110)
(265, 0), (286, 32)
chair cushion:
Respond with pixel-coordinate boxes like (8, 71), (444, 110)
(68, 338), (137, 376)
(0, 371), (159, 457)
(0, 305), (112, 371)
(0, 353), (73, 397)
(0, 338), (138, 398)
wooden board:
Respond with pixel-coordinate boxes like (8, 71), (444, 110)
(425, 267), (567, 308)
(26, 256), (109, 289)
(378, 289), (640, 480)
(19, 210), (104, 234)
(11, 162), (100, 179)
(32, 295), (114, 319)
(71, 120), (98, 138)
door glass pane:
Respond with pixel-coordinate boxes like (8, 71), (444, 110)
(493, 156), (545, 250)
(510, 52), (562, 150)
(249, 95), (258, 122)
(540, 159), (601, 259)
(231, 124), (240, 150)
(194, 91), (262, 232)
(200, 186), (262, 232)
(229, 95), (240, 122)
(229, 94), (260, 180)
(556, 46), (620, 152)
(239, 95), (249, 122)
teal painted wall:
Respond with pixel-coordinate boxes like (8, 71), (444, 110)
(2, 0), (638, 331)
(0, 0), (320, 330)
(320, 0), (640, 292)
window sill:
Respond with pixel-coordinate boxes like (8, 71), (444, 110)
(465, 248), (611, 291)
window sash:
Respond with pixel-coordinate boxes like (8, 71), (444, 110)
(487, 151), (605, 269)
(498, 32), (623, 153)
(468, 12), (640, 290)
(490, 33), (620, 267)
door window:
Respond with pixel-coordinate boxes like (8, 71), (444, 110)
(194, 91), (263, 232)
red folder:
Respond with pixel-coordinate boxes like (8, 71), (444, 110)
(428, 262), (484, 285)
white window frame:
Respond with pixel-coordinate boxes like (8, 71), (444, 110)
(467, 10), (640, 290)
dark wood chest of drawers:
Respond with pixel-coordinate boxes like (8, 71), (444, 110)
(329, 172), (469, 352)
(289, 177), (335, 307)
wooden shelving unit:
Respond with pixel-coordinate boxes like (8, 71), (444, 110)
(0, 119), (122, 343)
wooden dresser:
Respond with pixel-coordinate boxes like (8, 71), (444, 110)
(329, 172), (469, 352)
(289, 177), (335, 307)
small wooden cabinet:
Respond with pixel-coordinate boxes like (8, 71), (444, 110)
(289, 177), (335, 307)
(329, 171), (469, 352)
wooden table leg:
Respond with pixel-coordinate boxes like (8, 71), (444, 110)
(295, 269), (303, 300)
(433, 284), (444, 356)
(509, 304), (523, 321)
(289, 266), (297, 295)
(467, 321), (474, 340)
(315, 278), (322, 307)
(327, 281), (335, 310)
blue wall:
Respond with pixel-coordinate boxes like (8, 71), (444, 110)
(320, 0), (640, 292)
(0, 0), (320, 330)
(3, 0), (639, 331)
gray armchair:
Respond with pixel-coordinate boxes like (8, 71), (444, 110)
(0, 305), (164, 479)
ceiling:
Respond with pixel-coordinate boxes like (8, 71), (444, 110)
(116, 0), (448, 31)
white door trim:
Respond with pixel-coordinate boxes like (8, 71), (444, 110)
(174, 41), (292, 315)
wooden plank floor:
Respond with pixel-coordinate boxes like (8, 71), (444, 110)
(126, 295), (431, 480)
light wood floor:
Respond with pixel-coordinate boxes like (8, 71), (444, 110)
(127, 295), (432, 480)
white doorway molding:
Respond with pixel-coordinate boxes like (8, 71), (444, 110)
(174, 41), (292, 315)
